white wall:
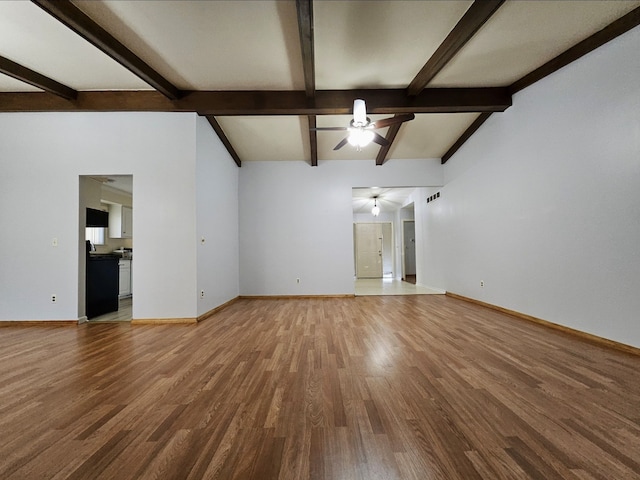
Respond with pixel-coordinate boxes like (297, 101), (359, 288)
(195, 116), (240, 315)
(0, 112), (198, 321)
(239, 159), (442, 295)
(421, 28), (640, 347)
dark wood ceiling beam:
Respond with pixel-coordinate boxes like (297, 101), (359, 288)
(295, 0), (318, 167)
(375, 118), (403, 166)
(0, 91), (173, 112)
(204, 116), (241, 168)
(308, 115), (318, 167)
(407, 0), (505, 96)
(185, 88), (512, 115)
(0, 87), (512, 114)
(0, 55), (77, 100)
(31, 0), (182, 100)
(511, 6), (640, 94)
(440, 6), (640, 166)
(296, 0), (315, 97)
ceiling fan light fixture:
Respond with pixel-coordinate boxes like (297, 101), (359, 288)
(353, 99), (367, 126)
(348, 128), (374, 148)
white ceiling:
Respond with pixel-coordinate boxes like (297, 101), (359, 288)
(1, 0), (639, 164)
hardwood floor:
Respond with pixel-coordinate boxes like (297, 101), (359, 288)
(1, 295), (639, 479)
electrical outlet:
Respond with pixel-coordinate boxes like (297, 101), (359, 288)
(200, 290), (205, 299)
(480, 281), (484, 288)
(296, 278), (300, 284)
(51, 294), (57, 303)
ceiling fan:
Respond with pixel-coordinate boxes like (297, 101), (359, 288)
(312, 99), (415, 150)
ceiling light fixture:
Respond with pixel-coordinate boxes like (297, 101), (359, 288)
(353, 99), (367, 126)
(348, 128), (374, 149)
(348, 99), (374, 149)
(371, 196), (380, 217)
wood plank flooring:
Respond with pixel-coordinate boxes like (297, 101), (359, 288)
(1, 295), (639, 479)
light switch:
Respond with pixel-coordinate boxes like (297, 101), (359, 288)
(52, 237), (58, 247)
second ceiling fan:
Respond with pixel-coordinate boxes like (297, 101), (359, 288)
(312, 99), (415, 150)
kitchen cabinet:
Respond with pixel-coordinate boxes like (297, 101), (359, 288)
(109, 205), (133, 238)
(118, 259), (132, 297)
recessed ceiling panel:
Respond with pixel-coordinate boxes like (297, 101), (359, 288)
(0, 1), (149, 91)
(314, 0), (473, 89)
(217, 116), (308, 162)
(316, 114), (390, 161)
(74, 0), (305, 91)
(388, 113), (481, 159)
(430, 0), (640, 87)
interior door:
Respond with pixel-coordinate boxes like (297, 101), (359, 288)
(403, 220), (416, 277)
(355, 223), (383, 278)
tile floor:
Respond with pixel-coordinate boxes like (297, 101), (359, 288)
(354, 277), (444, 296)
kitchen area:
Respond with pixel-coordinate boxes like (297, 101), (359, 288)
(81, 175), (134, 322)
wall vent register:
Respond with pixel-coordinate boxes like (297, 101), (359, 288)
(427, 192), (441, 204)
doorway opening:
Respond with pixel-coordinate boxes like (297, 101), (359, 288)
(79, 175), (133, 323)
(402, 203), (416, 284)
(352, 187), (431, 296)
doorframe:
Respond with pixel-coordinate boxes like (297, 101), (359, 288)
(79, 175), (134, 323)
(401, 218), (416, 282)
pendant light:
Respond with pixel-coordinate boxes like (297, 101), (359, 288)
(371, 196), (380, 217)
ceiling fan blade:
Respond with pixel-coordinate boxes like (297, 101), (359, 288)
(370, 113), (415, 129)
(310, 126), (348, 131)
(333, 137), (349, 150)
(372, 132), (390, 147)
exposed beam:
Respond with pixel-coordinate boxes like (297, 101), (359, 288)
(0, 91), (174, 112)
(204, 115), (241, 168)
(0, 55), (77, 100)
(441, 112), (492, 164)
(308, 115), (318, 167)
(187, 88), (512, 115)
(407, 0), (505, 96)
(296, 0), (315, 98)
(440, 6), (640, 165)
(0, 88), (512, 114)
(511, 6), (640, 94)
(375, 119), (403, 166)
(31, 0), (183, 100)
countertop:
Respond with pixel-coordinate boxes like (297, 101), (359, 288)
(88, 253), (120, 261)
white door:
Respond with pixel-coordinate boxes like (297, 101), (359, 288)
(355, 223), (383, 278)
(403, 220), (416, 277)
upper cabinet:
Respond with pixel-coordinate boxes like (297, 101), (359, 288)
(109, 205), (133, 238)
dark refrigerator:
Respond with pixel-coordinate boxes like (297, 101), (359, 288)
(86, 254), (119, 319)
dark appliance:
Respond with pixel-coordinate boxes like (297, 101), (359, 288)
(86, 254), (119, 318)
(86, 208), (109, 227)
